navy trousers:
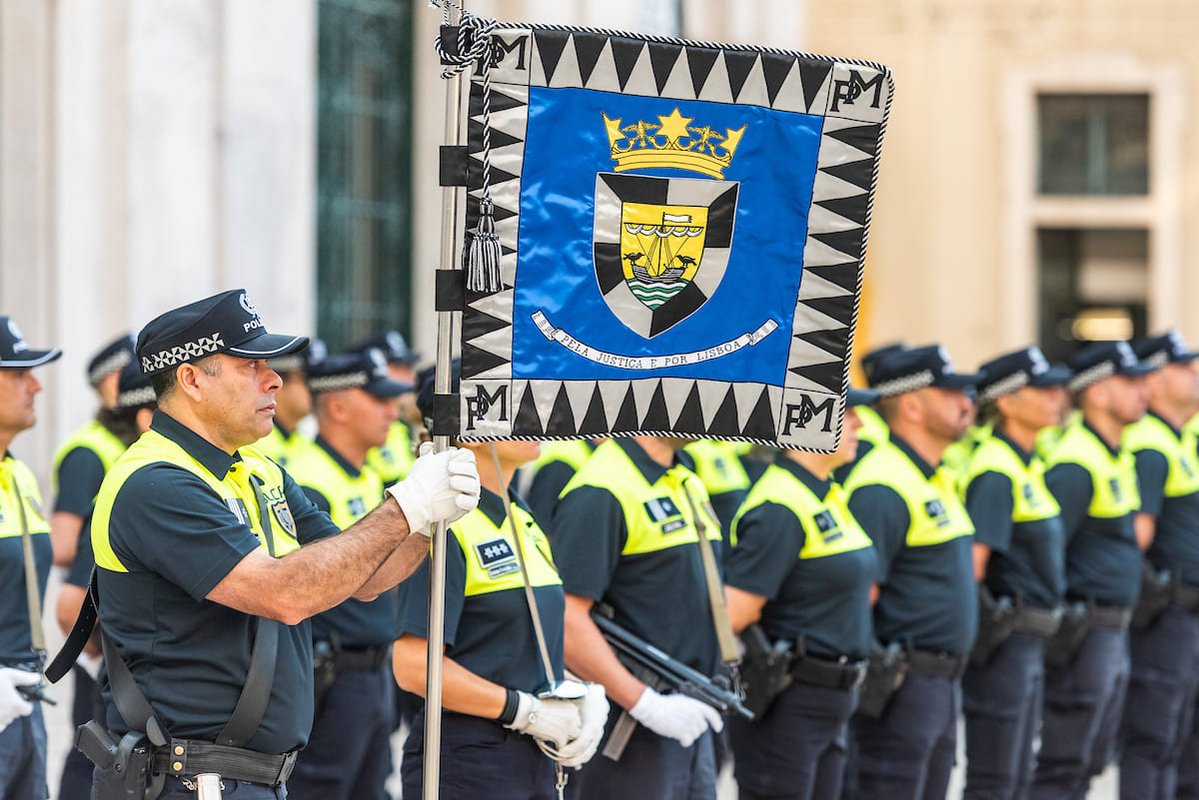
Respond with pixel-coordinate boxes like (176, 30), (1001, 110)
(402, 710), (557, 800)
(1120, 604), (1199, 800)
(288, 667), (394, 800)
(1031, 624), (1130, 800)
(851, 672), (959, 800)
(0, 703), (45, 800)
(962, 632), (1046, 800)
(61, 665), (103, 800)
(568, 708), (717, 800)
(729, 681), (856, 800)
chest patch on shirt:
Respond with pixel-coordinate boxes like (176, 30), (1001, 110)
(1109, 478), (1123, 503)
(226, 497), (251, 525)
(475, 537), (520, 579)
(347, 497), (367, 517)
(643, 496), (682, 523)
(924, 499), (950, 528)
(813, 510), (844, 543)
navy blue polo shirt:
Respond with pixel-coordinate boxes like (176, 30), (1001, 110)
(297, 438), (396, 649)
(965, 432), (1066, 609)
(98, 412), (340, 754)
(396, 488), (565, 695)
(725, 458), (877, 659)
(1046, 424), (1141, 608)
(53, 448), (107, 517)
(845, 435), (978, 657)
(1134, 417), (1199, 587)
(550, 440), (720, 674)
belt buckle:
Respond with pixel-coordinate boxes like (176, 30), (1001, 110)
(276, 750), (299, 785)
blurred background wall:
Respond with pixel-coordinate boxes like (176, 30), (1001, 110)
(3, 0), (1196, 481)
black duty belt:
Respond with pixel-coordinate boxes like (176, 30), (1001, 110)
(1089, 605), (1132, 629)
(332, 645), (390, 672)
(789, 654), (868, 691)
(153, 739), (297, 787)
(1012, 606), (1063, 638)
(1173, 583), (1199, 611)
(907, 650), (967, 680)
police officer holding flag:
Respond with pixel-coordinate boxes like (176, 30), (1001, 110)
(71, 289), (480, 798)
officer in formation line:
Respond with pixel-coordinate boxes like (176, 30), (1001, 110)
(958, 347), (1071, 799)
(843, 344), (982, 799)
(253, 340), (325, 468)
(723, 388), (879, 800)
(0, 317), (59, 800)
(521, 439), (598, 527)
(357, 330), (421, 486)
(72, 290), (479, 797)
(394, 369), (608, 798)
(1119, 332), (1199, 799)
(1031, 341), (1154, 799)
(283, 349), (412, 799)
(552, 435), (726, 798)
(45, 333), (135, 800)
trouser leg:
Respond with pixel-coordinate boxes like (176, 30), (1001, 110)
(852, 673), (956, 800)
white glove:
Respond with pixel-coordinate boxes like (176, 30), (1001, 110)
(629, 688), (723, 747)
(553, 683), (610, 768)
(504, 691), (583, 748)
(0, 668), (39, 733)
(387, 446), (480, 534)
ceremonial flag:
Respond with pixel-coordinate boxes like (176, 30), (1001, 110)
(441, 25), (892, 451)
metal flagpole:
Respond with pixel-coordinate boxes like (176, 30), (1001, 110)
(425, 1), (464, 797)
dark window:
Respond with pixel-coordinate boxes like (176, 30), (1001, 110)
(316, 0), (413, 350)
(1038, 227), (1148, 361)
(1037, 94), (1149, 196)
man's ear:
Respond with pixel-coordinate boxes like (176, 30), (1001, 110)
(175, 364), (205, 402)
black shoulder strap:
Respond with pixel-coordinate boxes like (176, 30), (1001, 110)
(216, 619), (279, 747)
(45, 571), (99, 683)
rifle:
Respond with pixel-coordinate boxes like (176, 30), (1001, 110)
(592, 605), (753, 760)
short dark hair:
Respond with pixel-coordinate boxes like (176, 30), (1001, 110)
(149, 355), (221, 401)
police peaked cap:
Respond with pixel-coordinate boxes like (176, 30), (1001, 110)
(859, 342), (906, 384)
(868, 344), (984, 398)
(267, 337), (328, 375)
(976, 346), (1072, 404)
(115, 360), (156, 411)
(846, 387), (880, 407)
(307, 348), (413, 398)
(136, 289), (308, 376)
(1133, 330), (1199, 368)
(1067, 340), (1157, 393)
(0, 316), (61, 369)
(352, 330), (418, 365)
(87, 333), (135, 386)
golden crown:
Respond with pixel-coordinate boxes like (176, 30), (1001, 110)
(602, 108), (745, 179)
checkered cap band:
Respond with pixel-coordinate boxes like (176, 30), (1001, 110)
(88, 350), (133, 386)
(117, 385), (157, 409)
(140, 332), (226, 374)
(873, 370), (935, 398)
(1068, 361), (1116, 393)
(308, 372), (369, 393)
(979, 372), (1030, 405)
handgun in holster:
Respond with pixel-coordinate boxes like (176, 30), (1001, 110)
(76, 720), (160, 800)
(970, 586), (1018, 668)
(855, 641), (908, 719)
(738, 624), (794, 718)
(1131, 563), (1174, 631)
(1044, 601), (1091, 667)
(312, 639), (338, 713)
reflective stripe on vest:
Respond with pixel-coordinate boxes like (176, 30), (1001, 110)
(561, 441), (721, 557)
(0, 456), (49, 539)
(843, 439), (975, 548)
(1044, 421), (1139, 519)
(960, 433), (1061, 522)
(732, 463), (872, 560)
(91, 430), (300, 572)
(451, 501), (561, 598)
(1124, 414), (1199, 499)
(286, 440), (382, 530)
(51, 421), (127, 493)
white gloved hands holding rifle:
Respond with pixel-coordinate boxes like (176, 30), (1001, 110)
(504, 691), (583, 747)
(552, 683), (610, 768)
(387, 443), (480, 534)
(628, 687), (723, 747)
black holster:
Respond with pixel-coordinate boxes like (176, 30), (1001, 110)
(1132, 563), (1174, 631)
(738, 625), (794, 718)
(1045, 601), (1091, 667)
(970, 587), (1018, 668)
(856, 641), (908, 719)
(313, 639), (338, 712)
(76, 721), (163, 800)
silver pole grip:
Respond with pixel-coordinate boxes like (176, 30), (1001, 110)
(193, 773), (223, 800)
